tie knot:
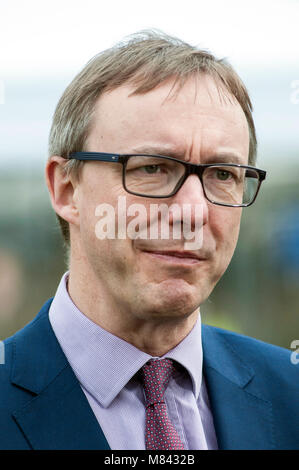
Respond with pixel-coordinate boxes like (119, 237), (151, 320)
(141, 359), (175, 406)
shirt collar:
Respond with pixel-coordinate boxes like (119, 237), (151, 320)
(49, 272), (203, 407)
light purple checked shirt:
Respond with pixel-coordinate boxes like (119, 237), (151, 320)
(49, 272), (218, 450)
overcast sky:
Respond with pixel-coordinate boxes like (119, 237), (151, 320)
(0, 0), (298, 171)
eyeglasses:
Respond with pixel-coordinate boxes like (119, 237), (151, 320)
(68, 152), (267, 207)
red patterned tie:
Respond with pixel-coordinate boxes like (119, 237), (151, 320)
(141, 358), (185, 450)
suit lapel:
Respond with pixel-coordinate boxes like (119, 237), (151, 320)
(202, 325), (275, 450)
(11, 300), (110, 450)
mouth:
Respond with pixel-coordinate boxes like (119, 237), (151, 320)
(142, 250), (204, 265)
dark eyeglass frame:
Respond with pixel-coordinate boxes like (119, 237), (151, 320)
(68, 151), (267, 207)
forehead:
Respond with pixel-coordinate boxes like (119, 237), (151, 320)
(86, 74), (249, 161)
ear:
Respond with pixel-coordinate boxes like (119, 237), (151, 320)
(45, 156), (80, 227)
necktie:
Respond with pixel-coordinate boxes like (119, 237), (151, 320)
(141, 358), (185, 450)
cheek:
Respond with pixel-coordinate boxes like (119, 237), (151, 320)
(78, 171), (125, 237)
(77, 181), (137, 272)
(212, 208), (242, 259)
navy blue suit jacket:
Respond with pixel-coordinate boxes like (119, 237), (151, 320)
(0, 298), (298, 449)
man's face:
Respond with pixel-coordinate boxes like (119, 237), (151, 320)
(73, 74), (249, 323)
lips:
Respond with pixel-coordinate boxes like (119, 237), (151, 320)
(141, 249), (206, 265)
(144, 250), (202, 260)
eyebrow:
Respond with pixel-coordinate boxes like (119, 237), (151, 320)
(129, 145), (183, 159)
(204, 153), (246, 165)
(128, 146), (246, 165)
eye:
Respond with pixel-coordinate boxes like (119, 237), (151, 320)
(216, 169), (232, 181)
(141, 165), (161, 174)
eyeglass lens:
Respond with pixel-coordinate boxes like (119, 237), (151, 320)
(124, 156), (259, 205)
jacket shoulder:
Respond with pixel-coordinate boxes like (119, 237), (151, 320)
(202, 323), (299, 390)
(0, 338), (32, 449)
(0, 299), (54, 449)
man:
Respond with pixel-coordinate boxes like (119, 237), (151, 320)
(1, 31), (298, 450)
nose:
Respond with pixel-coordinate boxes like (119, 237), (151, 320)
(170, 174), (209, 229)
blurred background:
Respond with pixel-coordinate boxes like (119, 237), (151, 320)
(0, 0), (298, 348)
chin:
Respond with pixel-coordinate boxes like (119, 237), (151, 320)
(138, 279), (202, 320)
